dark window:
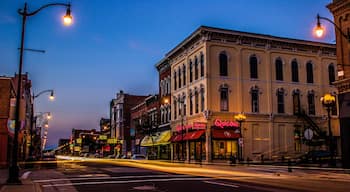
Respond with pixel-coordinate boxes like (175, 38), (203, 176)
(174, 100), (177, 119)
(251, 89), (259, 113)
(189, 93), (193, 115)
(306, 62), (314, 83)
(293, 92), (301, 115)
(189, 60), (193, 83)
(200, 53), (204, 77)
(250, 55), (258, 79)
(195, 92), (199, 113)
(178, 99), (181, 117)
(328, 64), (335, 85)
(277, 89), (285, 113)
(173, 72), (177, 90)
(220, 88), (229, 111)
(178, 67), (181, 88)
(219, 52), (228, 76)
(200, 88), (205, 112)
(183, 65), (186, 86)
(195, 56), (199, 80)
(276, 58), (283, 81)
(308, 93), (315, 115)
(291, 60), (299, 82)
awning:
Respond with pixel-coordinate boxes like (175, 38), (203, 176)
(183, 130), (205, 141)
(140, 130), (171, 147)
(212, 129), (240, 139)
(170, 134), (184, 142)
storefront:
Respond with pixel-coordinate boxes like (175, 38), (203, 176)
(140, 130), (171, 160)
(211, 129), (240, 160)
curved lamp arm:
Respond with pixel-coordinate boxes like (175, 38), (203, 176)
(33, 89), (54, 99)
(18, 3), (71, 17)
(317, 14), (350, 42)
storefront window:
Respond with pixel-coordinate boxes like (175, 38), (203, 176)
(212, 140), (237, 160)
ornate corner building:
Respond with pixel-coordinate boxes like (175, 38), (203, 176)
(158, 26), (339, 162)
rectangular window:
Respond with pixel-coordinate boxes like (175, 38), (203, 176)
(201, 90), (205, 112)
(220, 88), (228, 111)
(277, 92), (284, 113)
(195, 93), (199, 113)
(308, 94), (315, 115)
(251, 90), (259, 113)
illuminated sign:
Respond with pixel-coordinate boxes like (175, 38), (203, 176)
(99, 135), (107, 140)
(214, 119), (239, 128)
(176, 122), (207, 131)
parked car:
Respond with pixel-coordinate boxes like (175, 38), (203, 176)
(131, 154), (146, 160)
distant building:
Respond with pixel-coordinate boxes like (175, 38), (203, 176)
(158, 26), (338, 162)
(70, 129), (101, 155)
(110, 90), (147, 157)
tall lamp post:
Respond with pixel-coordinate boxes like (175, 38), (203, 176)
(174, 96), (185, 160)
(321, 93), (336, 167)
(234, 113), (246, 161)
(29, 90), (54, 158)
(8, 2), (72, 184)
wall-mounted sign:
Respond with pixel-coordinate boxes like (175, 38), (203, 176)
(76, 138), (82, 144)
(176, 122), (207, 131)
(99, 135), (107, 140)
(214, 119), (239, 128)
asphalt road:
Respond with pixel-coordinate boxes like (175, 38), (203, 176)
(25, 158), (350, 192)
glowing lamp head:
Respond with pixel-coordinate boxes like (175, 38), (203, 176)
(63, 6), (72, 26)
(314, 14), (325, 38)
(47, 113), (52, 120)
(49, 91), (55, 101)
(44, 124), (49, 128)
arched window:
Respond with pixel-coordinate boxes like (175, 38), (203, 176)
(250, 55), (258, 79)
(307, 91), (315, 115)
(292, 89), (301, 115)
(178, 67), (181, 88)
(328, 64), (335, 85)
(291, 60), (299, 82)
(173, 100), (177, 120)
(275, 58), (283, 81)
(220, 84), (229, 111)
(292, 60), (299, 82)
(200, 53), (204, 77)
(195, 56), (199, 80)
(219, 52), (228, 76)
(189, 60), (193, 83)
(189, 91), (193, 115)
(200, 87), (205, 112)
(195, 89), (199, 113)
(306, 62), (314, 83)
(173, 72), (177, 90)
(250, 86), (259, 113)
(277, 88), (285, 113)
(183, 64), (186, 86)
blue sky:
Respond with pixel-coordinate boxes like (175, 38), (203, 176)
(0, 0), (335, 147)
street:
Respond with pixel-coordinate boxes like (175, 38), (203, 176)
(21, 157), (350, 192)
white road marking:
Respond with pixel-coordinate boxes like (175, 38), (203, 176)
(34, 174), (193, 183)
(203, 180), (239, 188)
(42, 177), (213, 187)
(21, 171), (31, 179)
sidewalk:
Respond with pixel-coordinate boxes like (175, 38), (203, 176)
(0, 169), (40, 192)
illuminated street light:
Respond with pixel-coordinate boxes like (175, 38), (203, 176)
(63, 5), (73, 26)
(314, 14), (350, 42)
(234, 113), (246, 161)
(8, 2), (72, 184)
(321, 93), (336, 166)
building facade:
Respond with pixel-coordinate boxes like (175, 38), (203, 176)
(160, 26), (338, 162)
(328, 0), (350, 168)
(110, 90), (147, 157)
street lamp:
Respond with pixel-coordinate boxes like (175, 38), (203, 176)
(321, 93), (336, 166)
(234, 113), (246, 161)
(314, 14), (350, 42)
(29, 90), (54, 158)
(8, 2), (72, 184)
(174, 96), (185, 161)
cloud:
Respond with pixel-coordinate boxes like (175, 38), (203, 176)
(0, 15), (16, 24)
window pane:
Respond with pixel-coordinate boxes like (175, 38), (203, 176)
(220, 53), (228, 76)
(276, 59), (283, 81)
(277, 91), (284, 113)
(308, 94), (315, 115)
(250, 56), (258, 79)
(306, 62), (314, 83)
(291, 60), (299, 82)
(251, 90), (259, 113)
(220, 88), (228, 111)
(328, 65), (335, 85)
(200, 53), (204, 77)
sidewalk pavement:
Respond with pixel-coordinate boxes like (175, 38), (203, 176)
(0, 169), (41, 192)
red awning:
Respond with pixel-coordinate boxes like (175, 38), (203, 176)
(212, 129), (240, 139)
(170, 134), (184, 142)
(183, 130), (205, 141)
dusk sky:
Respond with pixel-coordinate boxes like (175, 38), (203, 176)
(0, 0), (335, 148)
